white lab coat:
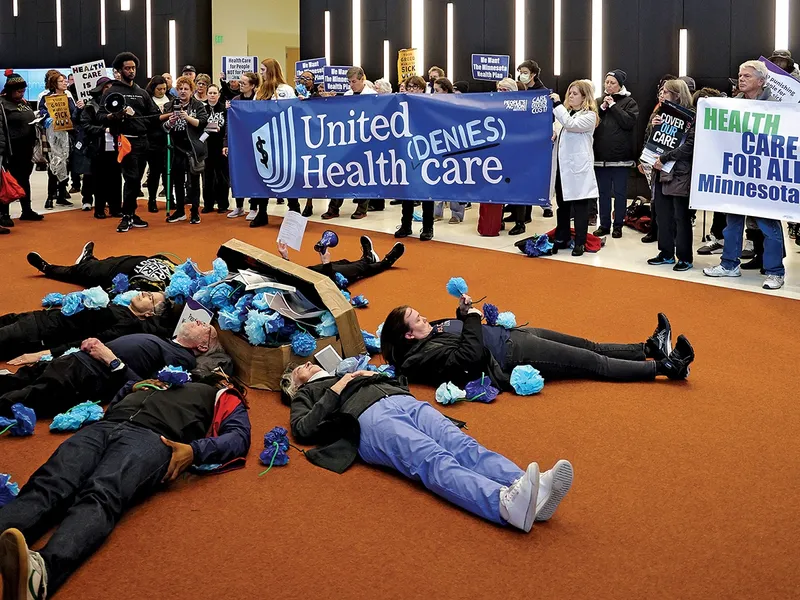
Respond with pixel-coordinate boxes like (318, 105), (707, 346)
(553, 103), (599, 201)
(344, 85), (378, 96)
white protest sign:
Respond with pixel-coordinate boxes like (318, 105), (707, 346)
(690, 97), (800, 222)
(222, 56), (259, 81)
(759, 56), (800, 103)
(173, 297), (214, 337)
(71, 60), (107, 102)
(277, 210), (308, 251)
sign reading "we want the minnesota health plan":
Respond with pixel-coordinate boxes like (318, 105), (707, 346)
(227, 91), (553, 204)
(691, 97), (800, 222)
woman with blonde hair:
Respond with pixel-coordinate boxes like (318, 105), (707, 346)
(550, 80), (599, 257)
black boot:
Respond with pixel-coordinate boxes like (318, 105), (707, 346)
(0, 214), (13, 228)
(250, 210), (268, 227)
(508, 222), (526, 236)
(148, 200), (159, 213)
(395, 224), (412, 238)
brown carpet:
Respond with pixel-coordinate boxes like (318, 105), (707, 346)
(1, 209), (798, 600)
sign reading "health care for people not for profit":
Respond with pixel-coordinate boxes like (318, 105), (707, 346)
(690, 97), (800, 222)
(222, 56), (259, 82)
(471, 54), (510, 82)
(227, 90), (553, 205)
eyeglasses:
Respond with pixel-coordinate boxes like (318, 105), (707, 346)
(406, 85), (421, 91)
(298, 76), (312, 82)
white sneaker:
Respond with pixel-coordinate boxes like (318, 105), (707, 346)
(245, 210), (258, 221)
(763, 275), (785, 290)
(227, 207), (245, 218)
(499, 463), (539, 532)
(0, 528), (48, 600)
(535, 460), (574, 522)
(697, 236), (724, 255)
(81, 203), (92, 211)
(703, 264), (741, 278)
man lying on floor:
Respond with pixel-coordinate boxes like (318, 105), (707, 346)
(26, 241), (177, 292)
(0, 320), (222, 418)
(1, 291), (177, 364)
(0, 371), (250, 600)
(282, 365), (573, 533)
(380, 295), (695, 390)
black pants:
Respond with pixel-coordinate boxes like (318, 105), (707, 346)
(310, 258), (390, 284)
(234, 198), (256, 210)
(119, 140), (148, 215)
(0, 313), (48, 361)
(0, 420), (171, 594)
(145, 146), (166, 202)
(553, 167), (590, 246)
(203, 152), (230, 211)
(80, 173), (95, 207)
(92, 152), (122, 216)
(47, 171), (67, 201)
(2, 144), (34, 215)
(328, 199), (370, 214)
(287, 199), (301, 212)
(171, 151), (201, 214)
(513, 204), (532, 225)
(401, 200), (434, 230)
(505, 328), (655, 382)
(44, 255), (145, 289)
(654, 184), (693, 263)
(710, 212), (727, 240)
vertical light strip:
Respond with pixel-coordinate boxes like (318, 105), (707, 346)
(55, 0), (62, 46)
(515, 0), (526, 71)
(591, 0), (603, 97)
(324, 10), (331, 65)
(169, 20), (178, 82)
(352, 0), (362, 66)
(13, 0), (19, 17)
(383, 40), (390, 81)
(145, 0), (153, 76)
(100, 0), (107, 45)
(553, 0), (562, 76)
(678, 29), (688, 77)
(121, 0), (130, 10)
(775, 0), (790, 50)
(411, 0), (425, 75)
(447, 3), (454, 80)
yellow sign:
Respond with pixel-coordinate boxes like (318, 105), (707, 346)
(397, 48), (418, 85)
(44, 94), (73, 132)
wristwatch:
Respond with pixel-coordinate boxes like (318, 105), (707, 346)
(108, 359), (123, 371)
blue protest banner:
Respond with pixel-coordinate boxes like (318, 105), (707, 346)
(228, 91), (553, 205)
(472, 54), (511, 82)
(323, 66), (353, 95)
(296, 57), (328, 79)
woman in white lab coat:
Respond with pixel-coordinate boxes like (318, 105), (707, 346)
(550, 80), (600, 256)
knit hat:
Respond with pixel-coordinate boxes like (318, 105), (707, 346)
(3, 69), (27, 92)
(606, 69), (628, 86)
(678, 76), (696, 93)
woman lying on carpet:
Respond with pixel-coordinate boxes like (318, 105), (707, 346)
(0, 371), (251, 600)
(282, 365), (573, 533)
(380, 296), (695, 391)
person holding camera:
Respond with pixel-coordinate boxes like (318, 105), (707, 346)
(163, 76), (209, 225)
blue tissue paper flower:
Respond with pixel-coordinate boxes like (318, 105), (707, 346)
(341, 290), (352, 302)
(290, 331), (316, 357)
(112, 290), (139, 306)
(496, 312), (517, 329)
(465, 375), (499, 403)
(277, 320), (297, 340)
(350, 294), (369, 308)
(362, 330), (381, 355)
(377, 364), (395, 378)
(260, 426), (290, 467)
(201, 258), (229, 286)
(82, 286), (110, 309)
(412, 210), (423, 222)
(244, 310), (270, 346)
(61, 292), (85, 316)
(179, 259), (202, 279)
(50, 401), (103, 433)
(435, 382), (467, 405)
(376, 322), (384, 338)
(525, 235), (554, 257)
(218, 308), (243, 332)
(316, 312), (338, 337)
(446, 277), (468, 298)
(263, 312), (285, 335)
(38, 354), (53, 362)
(0, 404), (36, 436)
(42, 292), (64, 308)
(483, 303), (499, 326)
(0, 474), (19, 507)
(334, 272), (349, 290)
(510, 365), (545, 396)
(335, 354), (372, 376)
(209, 283), (235, 310)
(62, 347), (80, 356)
(192, 286), (213, 307)
(235, 293), (255, 316)
(112, 273), (129, 294)
(166, 270), (193, 303)
(252, 292), (271, 311)
(158, 365), (192, 386)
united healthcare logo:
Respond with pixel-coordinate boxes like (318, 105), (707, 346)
(252, 107), (297, 194)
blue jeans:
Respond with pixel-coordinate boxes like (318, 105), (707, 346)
(595, 166), (629, 229)
(358, 395), (524, 524)
(721, 214), (785, 276)
(434, 202), (466, 221)
(0, 420), (171, 594)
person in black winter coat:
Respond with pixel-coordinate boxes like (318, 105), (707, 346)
(202, 84), (230, 213)
(381, 296), (695, 391)
(593, 69), (639, 238)
(164, 76), (209, 224)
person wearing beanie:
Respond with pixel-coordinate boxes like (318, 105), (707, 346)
(1, 69), (44, 230)
(98, 52), (162, 233)
(592, 69), (639, 239)
(678, 76), (696, 93)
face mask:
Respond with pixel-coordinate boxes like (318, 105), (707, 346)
(519, 73), (531, 84)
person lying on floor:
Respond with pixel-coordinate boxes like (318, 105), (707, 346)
(276, 235), (405, 285)
(0, 371), (251, 600)
(0, 320), (222, 418)
(0, 291), (177, 364)
(380, 296), (695, 391)
(282, 364), (573, 533)
(26, 241), (177, 292)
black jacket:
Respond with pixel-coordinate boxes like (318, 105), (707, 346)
(290, 374), (410, 473)
(205, 100), (227, 155)
(77, 97), (107, 159)
(657, 122), (695, 198)
(396, 313), (510, 391)
(593, 92), (639, 164)
(98, 80), (161, 138)
(164, 96), (209, 162)
(0, 97), (37, 159)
